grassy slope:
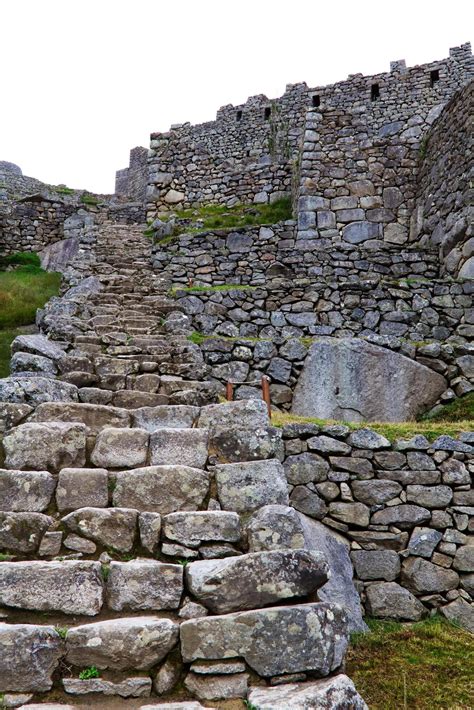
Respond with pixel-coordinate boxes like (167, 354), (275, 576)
(347, 617), (473, 710)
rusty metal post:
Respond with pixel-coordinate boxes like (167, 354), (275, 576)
(225, 381), (234, 402)
(261, 375), (272, 419)
(188, 277), (194, 288)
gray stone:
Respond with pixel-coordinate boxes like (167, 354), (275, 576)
(133, 405), (200, 431)
(66, 617), (178, 670)
(292, 337), (446, 422)
(408, 527), (443, 557)
(139, 512), (162, 553)
(150, 428), (208, 468)
(284, 452), (329, 484)
(113, 465), (209, 514)
(329, 502), (370, 527)
(440, 598), (474, 633)
(0, 377), (78, 406)
(351, 479), (401, 505)
(330, 457), (373, 476)
(247, 505), (306, 552)
(11, 351), (57, 377)
(342, 221), (380, 243)
(209, 425), (283, 464)
(0, 624), (64, 692)
(56, 468), (108, 512)
(162, 511), (241, 546)
(406, 451), (436, 470)
(62, 677), (152, 697)
(0, 512), (53, 552)
(0, 470), (55, 512)
(453, 546), (474, 572)
(198, 398), (268, 431)
(38, 531), (63, 557)
(106, 560), (183, 610)
(0, 561), (103, 615)
(248, 675), (368, 709)
(184, 672), (248, 700)
(190, 660), (246, 674)
(215, 459), (289, 513)
(64, 534), (97, 554)
(290, 486), (328, 519)
(31, 401), (131, 434)
(62, 507), (137, 552)
(348, 429), (390, 450)
(351, 550), (400, 581)
(186, 550), (329, 613)
(180, 602), (348, 677)
(365, 582), (426, 621)
(402, 557), (459, 593)
(3, 422), (86, 472)
(154, 656), (182, 695)
(371, 504), (431, 529)
(91, 427), (149, 468)
(406, 485), (453, 508)
(307, 435), (351, 455)
(440, 458), (471, 485)
(11, 334), (65, 362)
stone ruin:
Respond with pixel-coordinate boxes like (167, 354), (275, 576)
(0, 42), (472, 709)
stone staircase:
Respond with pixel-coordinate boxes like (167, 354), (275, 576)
(0, 222), (367, 709)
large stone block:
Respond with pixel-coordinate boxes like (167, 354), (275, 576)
(248, 675), (368, 709)
(91, 427), (149, 468)
(247, 504), (306, 552)
(215, 459), (288, 513)
(3, 422), (86, 472)
(351, 550), (401, 581)
(0, 512), (53, 552)
(106, 560), (183, 610)
(132, 405), (200, 431)
(401, 557), (459, 594)
(150, 428), (209, 468)
(365, 582), (427, 621)
(162, 511), (241, 546)
(56, 468), (109, 512)
(185, 550), (329, 613)
(292, 337), (446, 422)
(0, 470), (56, 511)
(0, 377), (78, 406)
(180, 602), (348, 677)
(31, 402), (131, 433)
(0, 561), (103, 615)
(66, 617), (179, 670)
(0, 624), (64, 692)
(61, 507), (138, 552)
(113, 466), (209, 514)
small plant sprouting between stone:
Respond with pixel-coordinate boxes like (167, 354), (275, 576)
(101, 563), (111, 582)
(419, 134), (429, 159)
(55, 627), (68, 639)
(243, 701), (259, 710)
(79, 665), (100, 680)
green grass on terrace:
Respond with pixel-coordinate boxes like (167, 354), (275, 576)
(422, 392), (474, 422)
(347, 616), (473, 710)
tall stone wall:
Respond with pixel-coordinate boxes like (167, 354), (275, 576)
(115, 146), (149, 201)
(411, 81), (473, 278)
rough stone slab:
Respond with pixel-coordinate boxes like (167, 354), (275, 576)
(406, 485), (453, 508)
(106, 559), (183, 610)
(66, 617), (179, 670)
(11, 334), (66, 361)
(365, 582), (426, 621)
(215, 459), (289, 513)
(209, 426), (283, 464)
(407, 527), (443, 557)
(186, 550), (329, 613)
(0, 402), (33, 433)
(401, 557), (459, 593)
(56, 468), (109, 512)
(31, 402), (131, 433)
(350, 550), (401, 581)
(248, 675), (368, 709)
(113, 465), (209, 514)
(141, 704), (214, 710)
(11, 351), (58, 377)
(3, 422), (86, 472)
(0, 470), (55, 512)
(180, 602), (348, 677)
(371, 504), (431, 529)
(132, 405), (200, 431)
(284, 452), (329, 485)
(351, 479), (402, 505)
(247, 504), (306, 552)
(198, 398), (269, 431)
(62, 507), (138, 552)
(139, 512), (162, 553)
(191, 660), (246, 675)
(329, 502), (370, 527)
(62, 677), (152, 697)
(453, 545), (474, 572)
(0, 624), (64, 692)
(440, 598), (474, 633)
(0, 377), (78, 406)
(150, 428), (209, 468)
(184, 671), (248, 700)
(377, 469), (440, 485)
(0, 512), (53, 552)
(292, 337), (446, 422)
(0, 561), (103, 615)
(162, 511), (241, 546)
(91, 427), (149, 468)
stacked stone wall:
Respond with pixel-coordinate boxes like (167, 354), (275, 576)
(115, 146), (149, 202)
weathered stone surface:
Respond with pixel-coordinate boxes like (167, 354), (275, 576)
(0, 376), (78, 406)
(154, 655), (182, 695)
(290, 486), (328, 519)
(209, 425), (283, 464)
(351, 479), (402, 505)
(139, 512), (162, 553)
(351, 550), (400, 581)
(440, 597), (474, 633)
(184, 671), (248, 700)
(407, 527), (443, 557)
(453, 545), (474, 572)
(11, 334), (65, 362)
(0, 402), (32, 433)
(247, 505), (306, 552)
(66, 617), (179, 670)
(163, 511), (241, 546)
(62, 677), (152, 697)
(91, 427), (149, 468)
(191, 659), (246, 674)
(56, 468), (108, 512)
(186, 550), (329, 613)
(0, 470), (55, 512)
(0, 512), (53, 552)
(132, 405), (200, 431)
(181, 602), (348, 677)
(348, 429), (390, 449)
(150, 428), (209, 468)
(0, 624), (64, 692)
(371, 504), (431, 529)
(298, 514), (367, 632)
(365, 582), (426, 621)
(141, 703), (213, 710)
(3, 422), (86, 472)
(329, 502), (370, 527)
(284, 452), (329, 484)
(64, 534), (96, 554)
(307, 435), (351, 455)
(106, 559), (183, 610)
(406, 485), (453, 508)
(198, 398), (268, 431)
(31, 402), (131, 434)
(248, 675), (368, 710)
(62, 507), (137, 552)
(402, 557), (459, 593)
(39, 531), (63, 557)
(0, 561), (103, 615)
(113, 466), (209, 514)
(215, 459), (288, 513)
(292, 338), (446, 422)
(11, 351), (58, 377)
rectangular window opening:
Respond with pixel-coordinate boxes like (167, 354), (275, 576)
(264, 107), (271, 120)
(236, 110), (242, 121)
(312, 95), (321, 108)
(371, 83), (380, 101)
(430, 69), (440, 87)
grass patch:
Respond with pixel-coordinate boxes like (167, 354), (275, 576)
(0, 269), (61, 329)
(170, 283), (255, 297)
(347, 616), (473, 710)
(0, 328), (23, 378)
(80, 193), (101, 206)
(271, 411), (473, 443)
(54, 185), (75, 195)
(79, 665), (100, 680)
(422, 392), (474, 422)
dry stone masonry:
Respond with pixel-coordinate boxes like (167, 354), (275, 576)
(0, 42), (473, 709)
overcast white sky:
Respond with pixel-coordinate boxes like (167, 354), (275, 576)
(1, 0), (471, 193)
